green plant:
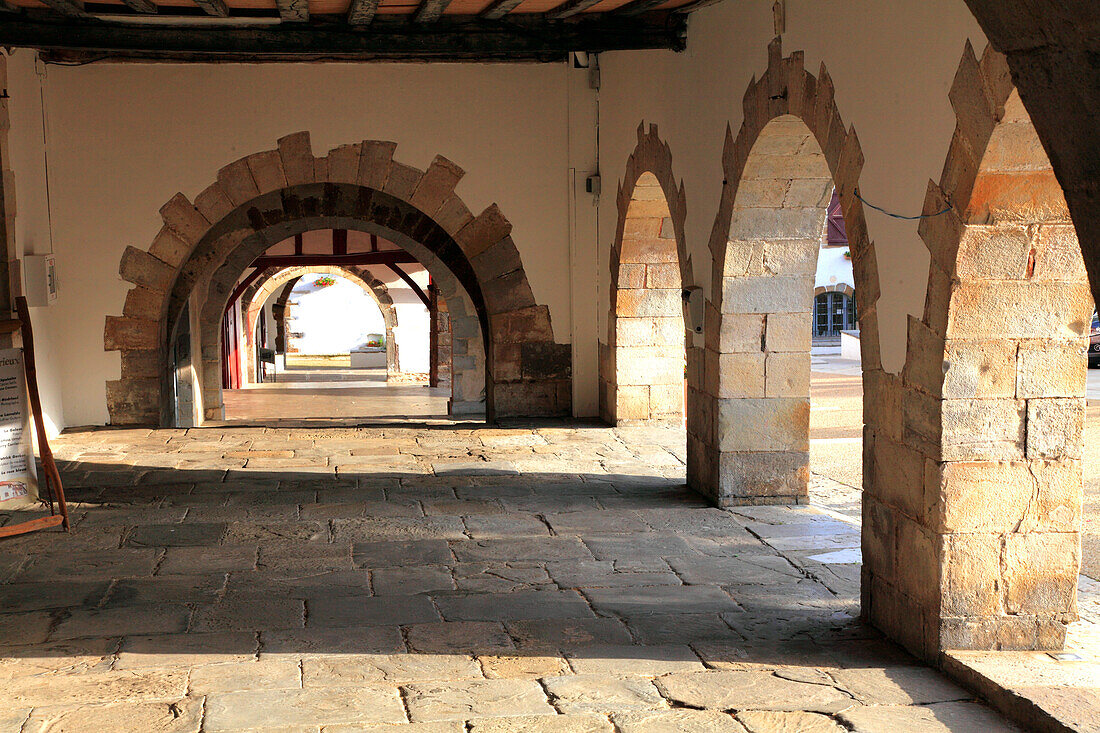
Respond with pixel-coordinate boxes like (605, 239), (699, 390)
(315, 276), (336, 287)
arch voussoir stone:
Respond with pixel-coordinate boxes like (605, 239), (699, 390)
(104, 131), (567, 426)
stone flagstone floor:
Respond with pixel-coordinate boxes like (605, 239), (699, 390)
(0, 421), (1021, 732)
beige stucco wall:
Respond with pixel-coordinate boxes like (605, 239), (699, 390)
(597, 0), (987, 373)
(5, 53), (591, 427)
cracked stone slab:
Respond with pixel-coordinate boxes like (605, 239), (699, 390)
(403, 678), (554, 722)
(158, 545), (258, 574)
(373, 566), (456, 595)
(352, 539), (454, 568)
(566, 644), (706, 676)
(6, 669), (191, 708)
(203, 685), (407, 730)
(830, 666), (973, 705)
(191, 596), (305, 632)
(735, 710), (845, 732)
(405, 621), (516, 654)
(542, 674), (667, 714)
(189, 659), (302, 694)
(837, 702), (1023, 732)
(434, 589), (594, 622)
(507, 618), (634, 651)
(302, 653), (482, 686)
(584, 585), (739, 617)
(468, 713), (614, 731)
(307, 594), (440, 627)
(615, 710), (748, 732)
(260, 626), (405, 658)
(124, 522), (227, 547)
(52, 603), (193, 640)
(451, 538), (594, 563)
(21, 698), (204, 733)
(655, 670), (854, 713)
(115, 631), (258, 669)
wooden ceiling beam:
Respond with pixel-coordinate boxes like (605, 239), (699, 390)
(613, 0), (668, 15)
(36, 0), (88, 18)
(191, 0), (229, 17)
(413, 0), (453, 22)
(346, 0), (380, 25)
(119, 0), (159, 13)
(479, 0), (525, 20)
(546, 0), (602, 20)
(276, 0), (309, 21)
(13, 15), (687, 59)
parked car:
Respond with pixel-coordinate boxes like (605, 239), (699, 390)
(1090, 314), (1100, 368)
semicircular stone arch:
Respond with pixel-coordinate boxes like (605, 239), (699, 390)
(240, 264), (401, 383)
(601, 123), (694, 427)
(865, 42), (1092, 660)
(104, 132), (570, 426)
(691, 37), (880, 507)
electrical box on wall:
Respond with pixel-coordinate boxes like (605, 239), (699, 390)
(24, 255), (57, 307)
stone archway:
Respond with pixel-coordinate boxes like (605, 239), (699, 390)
(240, 265), (401, 383)
(864, 43), (1091, 660)
(104, 132), (569, 426)
(693, 38), (879, 506)
(601, 123), (694, 427)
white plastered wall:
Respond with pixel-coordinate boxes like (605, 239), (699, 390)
(597, 0), (987, 374)
(5, 56), (594, 427)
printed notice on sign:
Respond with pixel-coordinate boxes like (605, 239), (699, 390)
(0, 348), (38, 509)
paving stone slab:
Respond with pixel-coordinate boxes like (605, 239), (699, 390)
(204, 685), (407, 731)
(463, 514), (551, 538)
(373, 566), (455, 595)
(451, 538), (594, 563)
(545, 511), (652, 535)
(405, 621), (516, 655)
(192, 596), (305, 632)
(15, 549), (161, 582)
(307, 594), (440, 627)
(479, 652), (569, 678)
(614, 710), (748, 732)
(830, 666), (973, 705)
(260, 626), (405, 657)
(115, 631), (258, 669)
(468, 713), (614, 732)
(404, 678), (554, 721)
(189, 658), (302, 693)
(735, 710), (845, 732)
(21, 697), (204, 733)
(507, 618), (634, 650)
(0, 580), (111, 613)
(0, 637), (118, 679)
(582, 534), (696, 560)
(453, 563), (552, 593)
(5, 668), (190, 707)
(625, 613), (740, 645)
(655, 670), (854, 713)
(302, 653), (482, 686)
(51, 603), (192, 640)
(837, 702), (1023, 732)
(352, 539), (454, 567)
(542, 674), (666, 714)
(584, 585), (739, 617)
(105, 574), (228, 605)
(332, 517), (466, 542)
(566, 644), (706, 676)
(158, 545), (258, 574)
(547, 560), (681, 589)
(668, 555), (803, 585)
(325, 723), (462, 733)
(434, 589), (594, 622)
(125, 522), (227, 547)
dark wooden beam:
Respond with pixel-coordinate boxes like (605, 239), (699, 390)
(670, 0), (725, 12)
(428, 280), (439, 387)
(546, 0), (602, 20)
(224, 266), (270, 315)
(37, 0), (88, 18)
(293, 232), (303, 255)
(191, 0), (228, 17)
(118, 0), (159, 13)
(346, 0), (380, 25)
(386, 263), (431, 309)
(15, 14), (687, 61)
(413, 0), (453, 22)
(480, 0), (525, 20)
(370, 234), (379, 252)
(251, 251), (418, 268)
(276, 0), (309, 21)
(613, 0), (668, 15)
(332, 228), (348, 256)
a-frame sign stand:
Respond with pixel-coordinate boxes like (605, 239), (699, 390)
(0, 296), (69, 538)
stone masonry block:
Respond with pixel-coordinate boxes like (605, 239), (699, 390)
(620, 235), (678, 265)
(277, 131), (315, 186)
(482, 270), (535, 315)
(717, 352), (765, 398)
(1033, 224), (1087, 282)
(616, 385), (650, 422)
(645, 263), (680, 289)
(894, 515), (939, 610)
(246, 150), (287, 194)
(216, 158), (260, 206)
(617, 346), (683, 386)
(411, 156), (464, 216)
(120, 349), (161, 380)
(147, 227), (191, 270)
(616, 288), (681, 319)
(357, 140), (398, 190)
(869, 435), (925, 521)
(943, 338), (1017, 399)
(937, 459), (1080, 534)
(649, 383), (684, 417)
(193, 184), (236, 224)
(761, 240), (819, 277)
(861, 495), (895, 581)
(616, 263), (645, 289)
(1016, 340), (1086, 399)
(1026, 398), (1084, 459)
(382, 162), (421, 201)
(159, 194), (212, 246)
(456, 205), (512, 260)
(615, 318), (655, 348)
(721, 276), (811, 315)
(1003, 532), (1079, 615)
(718, 313), (766, 353)
(123, 286), (165, 322)
(490, 306), (553, 344)
(939, 532), (1002, 617)
(765, 352), (808, 398)
(764, 313), (809, 353)
(326, 143), (362, 184)
(941, 398), (1025, 462)
(716, 450), (808, 502)
(105, 316), (159, 351)
(716, 397), (808, 452)
(955, 224), (1032, 280)
(434, 195), (474, 237)
(119, 246), (173, 291)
